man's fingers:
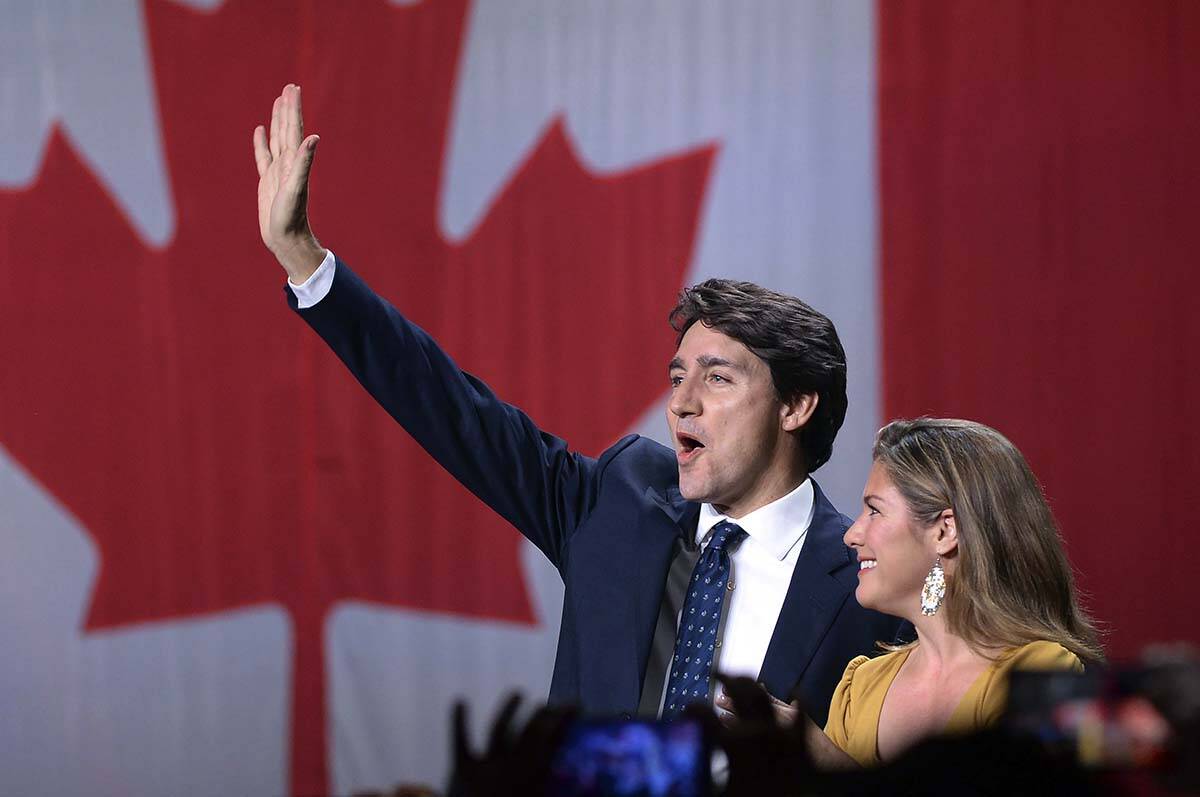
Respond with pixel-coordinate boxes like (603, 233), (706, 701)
(289, 84), (304, 150)
(269, 94), (283, 159)
(284, 134), (319, 196)
(252, 125), (271, 177)
(715, 674), (775, 725)
(767, 696), (801, 731)
(280, 83), (302, 152)
(714, 691), (738, 721)
(281, 84), (295, 152)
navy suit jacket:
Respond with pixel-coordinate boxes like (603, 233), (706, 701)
(290, 258), (909, 726)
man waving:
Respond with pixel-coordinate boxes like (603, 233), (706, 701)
(253, 84), (906, 724)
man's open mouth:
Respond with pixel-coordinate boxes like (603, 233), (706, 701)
(676, 432), (705, 462)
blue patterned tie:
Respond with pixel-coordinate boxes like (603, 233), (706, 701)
(661, 520), (747, 720)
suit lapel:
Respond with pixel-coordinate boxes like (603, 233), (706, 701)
(621, 486), (701, 706)
(758, 480), (856, 699)
(645, 485), (700, 536)
(573, 492), (684, 714)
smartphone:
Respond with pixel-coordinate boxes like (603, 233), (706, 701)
(1004, 667), (1172, 769)
(545, 716), (711, 797)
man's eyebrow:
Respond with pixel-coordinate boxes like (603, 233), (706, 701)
(669, 354), (746, 373)
(696, 354), (743, 371)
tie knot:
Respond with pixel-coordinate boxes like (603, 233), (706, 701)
(707, 521), (746, 554)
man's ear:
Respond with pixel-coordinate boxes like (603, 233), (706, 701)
(781, 392), (818, 432)
(935, 510), (958, 557)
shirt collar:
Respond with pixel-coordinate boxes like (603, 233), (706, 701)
(695, 478), (816, 561)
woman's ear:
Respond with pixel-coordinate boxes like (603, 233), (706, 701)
(935, 509), (958, 558)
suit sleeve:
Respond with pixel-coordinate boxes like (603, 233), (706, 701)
(288, 257), (607, 569)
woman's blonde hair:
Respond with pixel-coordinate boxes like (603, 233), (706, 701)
(874, 418), (1103, 662)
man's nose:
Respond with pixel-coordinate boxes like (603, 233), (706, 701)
(668, 376), (700, 418)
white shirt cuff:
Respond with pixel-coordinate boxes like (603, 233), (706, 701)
(287, 249), (337, 309)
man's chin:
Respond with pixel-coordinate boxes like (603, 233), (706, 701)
(675, 477), (707, 503)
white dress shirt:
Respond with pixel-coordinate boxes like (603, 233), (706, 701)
(695, 479), (815, 683)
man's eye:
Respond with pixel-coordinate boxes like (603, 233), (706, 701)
(669, 375), (683, 387)
(709, 374), (728, 383)
(867, 507), (880, 516)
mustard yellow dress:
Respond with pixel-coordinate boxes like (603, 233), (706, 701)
(823, 640), (1082, 767)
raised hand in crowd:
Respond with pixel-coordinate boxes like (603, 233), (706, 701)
(447, 694), (576, 797)
(689, 674), (815, 796)
(711, 673), (856, 779)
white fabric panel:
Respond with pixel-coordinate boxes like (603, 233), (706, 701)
(329, 544), (563, 793)
(0, 0), (175, 246)
(0, 449), (290, 796)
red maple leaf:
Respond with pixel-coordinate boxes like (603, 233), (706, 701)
(0, 1), (714, 793)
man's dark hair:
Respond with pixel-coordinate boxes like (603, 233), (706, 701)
(669, 279), (848, 472)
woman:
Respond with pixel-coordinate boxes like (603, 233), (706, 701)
(809, 418), (1102, 767)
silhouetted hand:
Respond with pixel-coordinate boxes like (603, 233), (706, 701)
(447, 694), (576, 797)
(688, 674), (814, 796)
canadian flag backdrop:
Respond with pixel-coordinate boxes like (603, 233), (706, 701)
(1, 1), (1196, 795)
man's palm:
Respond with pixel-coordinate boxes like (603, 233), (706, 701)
(253, 83), (321, 277)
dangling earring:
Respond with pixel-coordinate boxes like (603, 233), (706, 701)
(920, 556), (946, 616)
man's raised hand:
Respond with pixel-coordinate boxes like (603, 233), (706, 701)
(253, 84), (326, 283)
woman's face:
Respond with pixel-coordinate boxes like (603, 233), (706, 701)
(843, 462), (941, 619)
